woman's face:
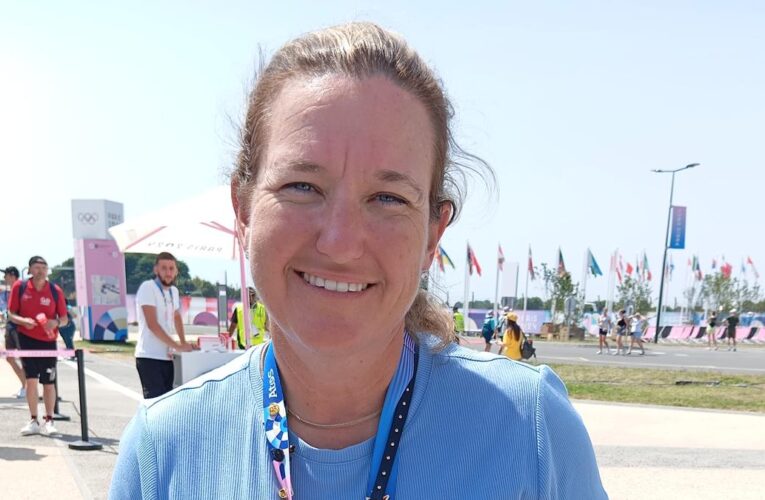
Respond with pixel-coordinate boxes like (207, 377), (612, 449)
(237, 75), (449, 354)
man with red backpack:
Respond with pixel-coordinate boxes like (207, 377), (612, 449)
(7, 256), (69, 436)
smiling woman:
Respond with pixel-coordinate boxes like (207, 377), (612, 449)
(109, 22), (607, 500)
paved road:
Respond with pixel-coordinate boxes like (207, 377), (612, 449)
(461, 337), (765, 375)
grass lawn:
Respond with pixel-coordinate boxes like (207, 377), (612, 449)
(74, 340), (136, 361)
(545, 363), (765, 413)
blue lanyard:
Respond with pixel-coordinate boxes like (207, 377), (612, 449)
(262, 333), (418, 500)
(153, 278), (173, 302)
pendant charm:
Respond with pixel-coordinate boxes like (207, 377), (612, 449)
(269, 403), (280, 417)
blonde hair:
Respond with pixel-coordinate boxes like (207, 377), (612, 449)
(232, 22), (490, 347)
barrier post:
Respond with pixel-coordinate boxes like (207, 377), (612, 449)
(68, 349), (102, 451)
(52, 374), (71, 421)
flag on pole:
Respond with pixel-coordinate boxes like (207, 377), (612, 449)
(741, 259), (747, 275)
(693, 255), (703, 280)
(720, 261), (732, 280)
(711, 258), (717, 270)
(626, 261), (634, 276)
(643, 253), (652, 281)
(587, 249), (603, 277)
(497, 244), (505, 272)
(528, 247), (536, 280)
(467, 244), (482, 276)
(747, 256), (760, 279)
(616, 252), (624, 284)
(557, 248), (567, 276)
(668, 254), (675, 280)
(436, 245), (455, 272)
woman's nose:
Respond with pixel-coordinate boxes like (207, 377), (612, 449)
(315, 197), (365, 264)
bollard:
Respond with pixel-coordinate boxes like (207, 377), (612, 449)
(52, 372), (71, 421)
(68, 349), (102, 451)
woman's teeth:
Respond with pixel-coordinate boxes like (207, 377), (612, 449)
(301, 272), (369, 293)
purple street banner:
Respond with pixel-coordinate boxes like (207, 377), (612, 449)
(669, 206), (686, 249)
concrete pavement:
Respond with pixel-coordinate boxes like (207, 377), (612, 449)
(1, 349), (763, 499)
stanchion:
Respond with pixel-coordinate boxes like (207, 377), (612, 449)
(53, 374), (71, 421)
(68, 349), (102, 451)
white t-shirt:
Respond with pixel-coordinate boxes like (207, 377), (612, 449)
(135, 279), (180, 360)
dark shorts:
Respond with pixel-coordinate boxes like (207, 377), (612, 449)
(18, 333), (57, 384)
(4, 326), (20, 350)
(482, 332), (494, 343)
(598, 329), (608, 336)
(136, 357), (175, 399)
(727, 328), (736, 339)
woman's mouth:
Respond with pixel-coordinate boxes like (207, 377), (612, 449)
(300, 271), (371, 293)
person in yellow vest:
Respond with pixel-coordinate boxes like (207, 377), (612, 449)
(452, 305), (464, 342)
(227, 287), (268, 349)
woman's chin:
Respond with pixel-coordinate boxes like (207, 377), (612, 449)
(277, 321), (371, 353)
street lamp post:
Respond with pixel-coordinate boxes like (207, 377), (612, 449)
(653, 163), (699, 343)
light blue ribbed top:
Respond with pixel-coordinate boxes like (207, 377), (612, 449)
(109, 336), (608, 499)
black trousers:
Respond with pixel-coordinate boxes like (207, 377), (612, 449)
(136, 357), (175, 399)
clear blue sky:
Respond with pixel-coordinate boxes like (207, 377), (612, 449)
(1, 0), (763, 305)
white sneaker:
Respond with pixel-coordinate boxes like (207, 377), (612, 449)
(596, 350), (602, 355)
(41, 419), (58, 436)
(16, 387), (26, 399)
(20, 419), (40, 436)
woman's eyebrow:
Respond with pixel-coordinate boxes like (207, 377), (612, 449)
(375, 169), (425, 202)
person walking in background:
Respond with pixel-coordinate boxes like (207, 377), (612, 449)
(227, 287), (269, 349)
(134, 252), (194, 399)
(502, 312), (524, 361)
(726, 309), (739, 352)
(706, 311), (719, 350)
(2, 266), (27, 398)
(614, 309), (628, 355)
(627, 312), (646, 355)
(496, 306), (510, 356)
(6, 256), (69, 436)
(58, 300), (77, 351)
(481, 310), (496, 352)
(597, 307), (612, 355)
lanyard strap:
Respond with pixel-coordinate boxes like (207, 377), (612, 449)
(263, 345), (294, 499)
(153, 278), (175, 327)
(262, 333), (418, 500)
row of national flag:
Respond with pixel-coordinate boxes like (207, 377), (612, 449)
(435, 245), (760, 283)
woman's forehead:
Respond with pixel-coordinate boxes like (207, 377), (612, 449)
(263, 74), (435, 181)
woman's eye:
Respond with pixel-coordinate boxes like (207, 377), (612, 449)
(375, 193), (407, 205)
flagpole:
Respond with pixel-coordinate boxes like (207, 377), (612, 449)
(523, 269), (529, 321)
(606, 249), (615, 313)
(582, 249), (589, 305)
(493, 253), (500, 322)
(463, 242), (471, 335)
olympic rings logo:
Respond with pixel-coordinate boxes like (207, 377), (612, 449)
(77, 212), (99, 225)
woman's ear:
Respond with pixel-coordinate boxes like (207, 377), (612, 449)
(423, 202), (452, 271)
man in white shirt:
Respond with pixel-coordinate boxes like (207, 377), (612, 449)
(134, 252), (193, 398)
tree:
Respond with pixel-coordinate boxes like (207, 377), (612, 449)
(701, 272), (762, 312)
(540, 263), (577, 312)
(55, 253), (230, 299)
(615, 276), (653, 313)
(49, 258), (76, 298)
(517, 296), (545, 310)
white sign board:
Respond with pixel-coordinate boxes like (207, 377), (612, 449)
(501, 261), (520, 298)
(71, 200), (124, 240)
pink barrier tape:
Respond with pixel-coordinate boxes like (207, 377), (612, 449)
(0, 349), (76, 358)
